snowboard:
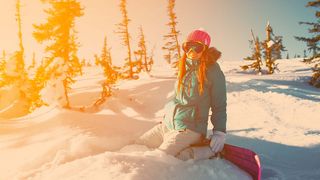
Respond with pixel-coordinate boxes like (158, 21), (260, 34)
(191, 142), (261, 180)
(220, 144), (261, 180)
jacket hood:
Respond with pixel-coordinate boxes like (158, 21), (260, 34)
(207, 47), (221, 65)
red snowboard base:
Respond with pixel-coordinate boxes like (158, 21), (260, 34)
(191, 142), (261, 180)
(220, 144), (261, 180)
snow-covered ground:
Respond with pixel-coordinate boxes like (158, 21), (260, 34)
(0, 58), (319, 180)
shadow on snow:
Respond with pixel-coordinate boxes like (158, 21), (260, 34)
(227, 76), (320, 102)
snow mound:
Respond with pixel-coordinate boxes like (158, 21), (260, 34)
(19, 145), (251, 180)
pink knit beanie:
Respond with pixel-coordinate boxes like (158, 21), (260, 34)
(186, 29), (211, 47)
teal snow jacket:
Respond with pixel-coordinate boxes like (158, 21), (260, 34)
(163, 58), (227, 136)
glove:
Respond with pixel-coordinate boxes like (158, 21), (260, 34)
(209, 130), (226, 154)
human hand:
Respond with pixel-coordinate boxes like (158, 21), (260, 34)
(209, 130), (226, 154)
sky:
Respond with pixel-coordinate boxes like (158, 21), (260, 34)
(0, 0), (317, 66)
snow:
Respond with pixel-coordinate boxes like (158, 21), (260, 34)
(0, 58), (320, 179)
(0, 85), (30, 119)
(267, 40), (275, 48)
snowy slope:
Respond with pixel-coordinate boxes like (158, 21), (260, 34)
(0, 58), (320, 180)
(225, 59), (320, 179)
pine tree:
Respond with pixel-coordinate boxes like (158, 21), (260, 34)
(90, 37), (118, 110)
(28, 52), (36, 70)
(100, 36), (117, 84)
(115, 0), (133, 79)
(286, 53), (290, 59)
(0, 2), (21, 94)
(295, 0), (320, 87)
(310, 63), (320, 87)
(262, 21), (282, 74)
(134, 25), (149, 72)
(242, 22), (285, 74)
(306, 41), (319, 60)
(33, 0), (84, 108)
(304, 50), (308, 58)
(162, 0), (181, 68)
(16, 0), (24, 60)
(101, 36), (113, 66)
(94, 54), (100, 66)
(147, 45), (155, 72)
(0, 50), (6, 87)
(32, 57), (62, 108)
(241, 29), (263, 73)
(0, 1), (45, 115)
(295, 0), (320, 62)
(271, 35), (286, 60)
(2, 0), (29, 88)
(13, 0), (27, 79)
(80, 58), (86, 67)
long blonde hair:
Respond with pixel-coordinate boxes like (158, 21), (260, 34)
(177, 49), (209, 96)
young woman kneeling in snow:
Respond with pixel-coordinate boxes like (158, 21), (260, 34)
(135, 29), (227, 160)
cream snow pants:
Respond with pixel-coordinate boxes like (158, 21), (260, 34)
(135, 122), (202, 156)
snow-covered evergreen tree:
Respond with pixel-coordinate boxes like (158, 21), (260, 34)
(33, 0), (84, 108)
(242, 22), (285, 74)
(262, 21), (285, 74)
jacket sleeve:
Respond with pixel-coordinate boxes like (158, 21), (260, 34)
(208, 63), (227, 133)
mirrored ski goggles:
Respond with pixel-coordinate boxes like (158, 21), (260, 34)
(182, 41), (206, 53)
